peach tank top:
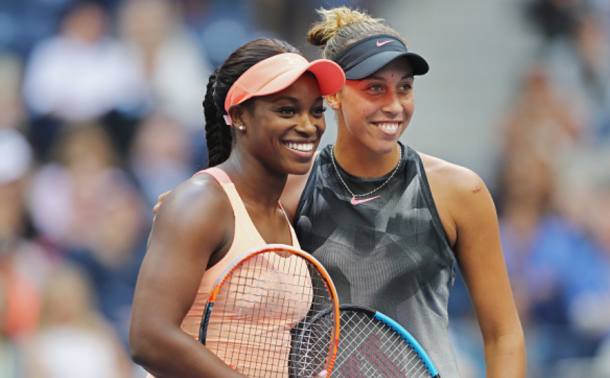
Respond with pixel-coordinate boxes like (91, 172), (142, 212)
(147, 167), (302, 378)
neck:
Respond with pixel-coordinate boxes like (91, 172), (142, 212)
(333, 139), (401, 178)
(220, 151), (287, 212)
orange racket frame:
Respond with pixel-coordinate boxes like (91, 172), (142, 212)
(198, 243), (340, 377)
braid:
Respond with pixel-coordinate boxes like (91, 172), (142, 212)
(204, 70), (232, 167)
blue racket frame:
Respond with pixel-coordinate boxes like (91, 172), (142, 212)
(372, 310), (440, 377)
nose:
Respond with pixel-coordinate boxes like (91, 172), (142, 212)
(295, 113), (321, 136)
(381, 91), (402, 117)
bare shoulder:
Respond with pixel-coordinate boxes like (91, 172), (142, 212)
(152, 173), (233, 250)
(160, 175), (229, 218)
(419, 153), (485, 193)
(417, 152), (492, 246)
(418, 152), (487, 201)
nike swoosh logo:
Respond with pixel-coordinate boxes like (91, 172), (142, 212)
(376, 40), (394, 47)
(351, 195), (381, 205)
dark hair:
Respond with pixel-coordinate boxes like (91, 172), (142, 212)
(203, 38), (300, 167)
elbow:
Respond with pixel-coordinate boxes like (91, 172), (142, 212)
(483, 328), (526, 357)
(483, 326), (525, 346)
(129, 323), (163, 368)
(129, 334), (150, 367)
(130, 342), (149, 367)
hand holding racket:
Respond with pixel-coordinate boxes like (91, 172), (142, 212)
(297, 304), (440, 378)
(198, 244), (340, 378)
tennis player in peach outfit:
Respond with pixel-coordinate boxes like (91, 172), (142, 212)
(129, 38), (344, 378)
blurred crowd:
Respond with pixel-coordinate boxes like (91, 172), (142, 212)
(505, 0), (610, 375)
(449, 0), (610, 377)
(0, 0), (609, 377)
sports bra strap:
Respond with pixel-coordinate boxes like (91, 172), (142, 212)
(194, 167), (232, 184)
(194, 167), (285, 211)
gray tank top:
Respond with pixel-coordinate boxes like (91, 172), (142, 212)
(294, 142), (460, 377)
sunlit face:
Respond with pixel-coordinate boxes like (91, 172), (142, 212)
(238, 73), (327, 175)
(333, 58), (415, 155)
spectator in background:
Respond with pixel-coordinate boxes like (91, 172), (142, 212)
(0, 278), (26, 377)
(541, 10), (610, 144)
(523, 0), (584, 45)
(65, 170), (149, 351)
(21, 0), (145, 160)
(556, 150), (610, 351)
(0, 53), (27, 132)
(570, 12), (610, 142)
(176, 0), (257, 68)
(500, 61), (581, 165)
(496, 52), (610, 376)
(27, 121), (150, 353)
(117, 0), (212, 132)
(497, 152), (558, 320)
(25, 264), (133, 378)
(495, 67), (580, 351)
(496, 149), (595, 372)
(28, 124), (120, 250)
(128, 112), (195, 208)
(0, 127), (50, 343)
(22, 0), (142, 122)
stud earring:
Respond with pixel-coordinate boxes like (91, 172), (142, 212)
(237, 125), (246, 131)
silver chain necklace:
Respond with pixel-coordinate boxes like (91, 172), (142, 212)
(331, 144), (402, 205)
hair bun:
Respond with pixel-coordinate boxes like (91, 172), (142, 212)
(307, 7), (380, 47)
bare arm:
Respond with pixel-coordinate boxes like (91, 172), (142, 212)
(455, 173), (526, 377)
(130, 176), (245, 378)
(423, 154), (526, 378)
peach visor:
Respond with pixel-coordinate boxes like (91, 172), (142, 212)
(223, 53), (346, 126)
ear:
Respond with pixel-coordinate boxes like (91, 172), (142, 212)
(227, 105), (245, 127)
(324, 93), (341, 110)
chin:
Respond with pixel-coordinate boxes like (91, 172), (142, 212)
(273, 160), (309, 176)
(287, 164), (311, 176)
(371, 140), (400, 155)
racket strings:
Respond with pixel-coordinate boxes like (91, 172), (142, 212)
(335, 312), (433, 378)
(204, 251), (337, 378)
(292, 313), (336, 376)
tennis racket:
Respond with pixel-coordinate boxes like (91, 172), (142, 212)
(198, 244), (340, 378)
(297, 304), (440, 378)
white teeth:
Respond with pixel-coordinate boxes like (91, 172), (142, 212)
(377, 122), (399, 132)
(286, 142), (314, 152)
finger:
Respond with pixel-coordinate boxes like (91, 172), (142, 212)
(317, 370), (327, 377)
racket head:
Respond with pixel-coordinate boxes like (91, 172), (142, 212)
(303, 304), (440, 378)
(198, 244), (340, 378)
